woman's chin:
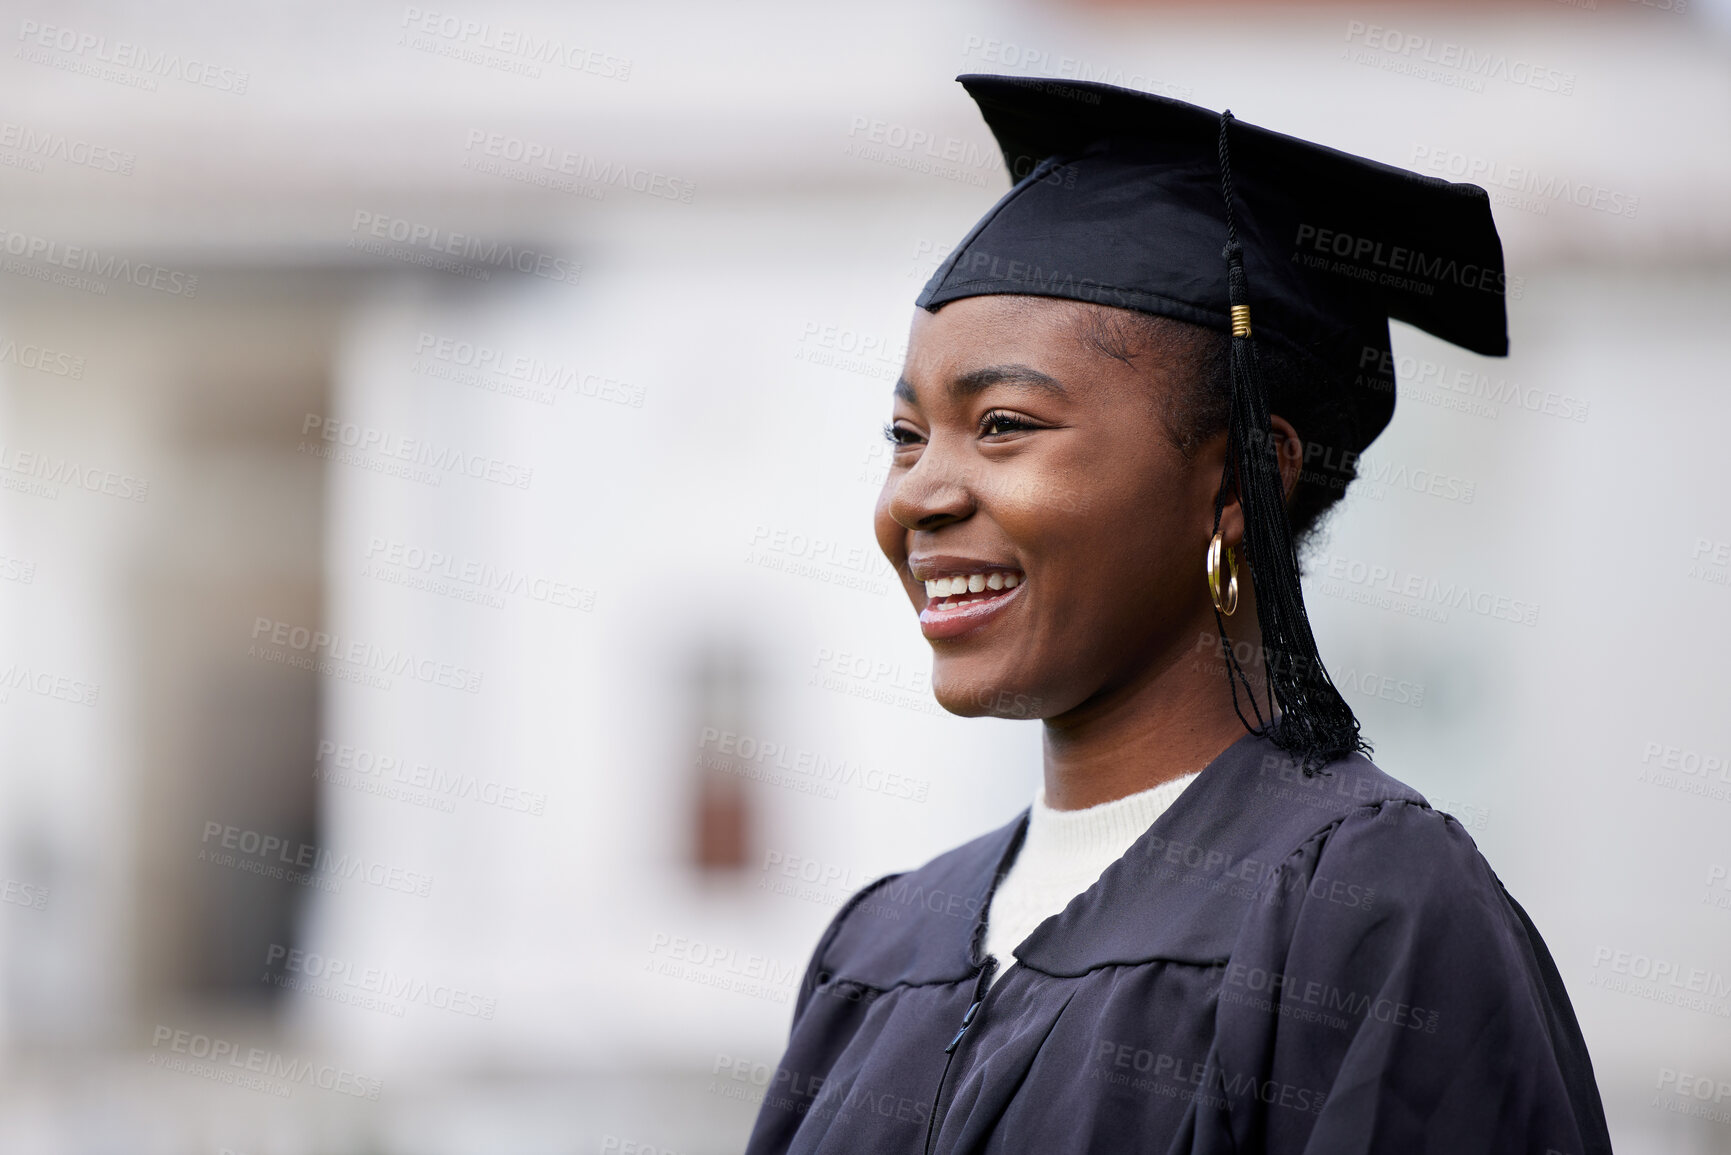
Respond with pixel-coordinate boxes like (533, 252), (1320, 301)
(930, 668), (1048, 721)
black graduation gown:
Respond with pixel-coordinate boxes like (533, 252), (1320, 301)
(743, 732), (1612, 1155)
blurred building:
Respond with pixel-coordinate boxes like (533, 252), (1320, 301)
(0, 1), (1728, 1152)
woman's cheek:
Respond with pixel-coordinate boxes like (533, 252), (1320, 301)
(872, 484), (906, 567)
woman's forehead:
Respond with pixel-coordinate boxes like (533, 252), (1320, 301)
(909, 297), (1099, 372)
(902, 297), (1176, 405)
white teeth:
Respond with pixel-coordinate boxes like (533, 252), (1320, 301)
(923, 571), (1024, 602)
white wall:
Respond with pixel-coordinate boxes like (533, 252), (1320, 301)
(0, 1), (1727, 1151)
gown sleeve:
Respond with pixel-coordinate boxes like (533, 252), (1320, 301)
(742, 874), (901, 1155)
(1193, 798), (1612, 1155)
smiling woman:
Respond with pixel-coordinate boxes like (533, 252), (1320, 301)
(876, 296), (1297, 805)
(747, 75), (1611, 1155)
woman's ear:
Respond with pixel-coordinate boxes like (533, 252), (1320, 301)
(1267, 414), (1304, 506)
(1195, 428), (1245, 550)
(1206, 416), (1302, 548)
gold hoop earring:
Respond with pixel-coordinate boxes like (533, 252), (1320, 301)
(1207, 532), (1240, 616)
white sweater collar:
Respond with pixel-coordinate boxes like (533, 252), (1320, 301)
(1019, 772), (1202, 876)
(983, 770), (1201, 982)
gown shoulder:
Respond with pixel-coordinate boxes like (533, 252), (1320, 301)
(792, 811), (1025, 1014)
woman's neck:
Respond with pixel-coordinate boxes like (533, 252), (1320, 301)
(1040, 612), (1271, 811)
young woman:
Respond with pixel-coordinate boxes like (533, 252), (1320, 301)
(746, 76), (1611, 1155)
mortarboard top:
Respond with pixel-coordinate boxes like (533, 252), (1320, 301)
(913, 74), (1516, 766)
(916, 74), (1511, 456)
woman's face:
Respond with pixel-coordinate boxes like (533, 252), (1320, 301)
(874, 294), (1233, 722)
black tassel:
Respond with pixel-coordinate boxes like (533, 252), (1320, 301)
(1213, 111), (1367, 774)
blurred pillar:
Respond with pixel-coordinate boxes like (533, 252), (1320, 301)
(690, 643), (757, 872)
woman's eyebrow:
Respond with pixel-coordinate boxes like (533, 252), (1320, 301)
(894, 364), (1068, 405)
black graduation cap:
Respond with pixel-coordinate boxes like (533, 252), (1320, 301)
(915, 74), (1512, 768)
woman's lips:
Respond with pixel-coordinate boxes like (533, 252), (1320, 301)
(918, 574), (1025, 640)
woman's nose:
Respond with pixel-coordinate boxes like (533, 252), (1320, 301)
(887, 447), (976, 533)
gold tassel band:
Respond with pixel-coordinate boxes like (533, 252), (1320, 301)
(1230, 304), (1252, 338)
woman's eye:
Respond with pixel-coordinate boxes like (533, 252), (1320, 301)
(882, 420), (924, 447)
(980, 411), (1036, 437)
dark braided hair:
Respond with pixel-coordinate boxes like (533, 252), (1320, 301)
(1209, 111), (1369, 774)
(1073, 305), (1360, 552)
(1073, 127), (1373, 774)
